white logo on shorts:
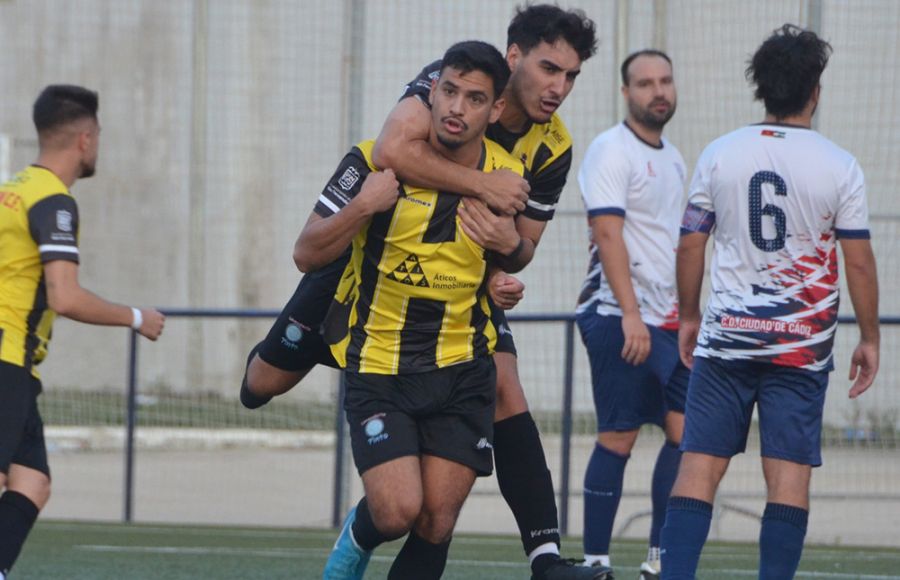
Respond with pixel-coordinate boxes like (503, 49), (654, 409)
(475, 437), (493, 450)
(363, 414), (389, 445)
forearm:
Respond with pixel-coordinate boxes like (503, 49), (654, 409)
(845, 248), (880, 343)
(387, 140), (484, 198)
(676, 238), (706, 321)
(294, 204), (370, 272)
(54, 286), (134, 326)
(597, 236), (640, 315)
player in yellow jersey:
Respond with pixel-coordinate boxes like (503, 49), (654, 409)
(299, 41), (516, 580)
(0, 85), (164, 579)
(242, 6), (605, 579)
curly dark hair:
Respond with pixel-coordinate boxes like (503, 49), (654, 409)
(746, 24), (832, 119)
(507, 4), (598, 62)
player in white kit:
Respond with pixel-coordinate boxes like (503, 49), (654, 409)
(661, 24), (880, 580)
(575, 50), (687, 580)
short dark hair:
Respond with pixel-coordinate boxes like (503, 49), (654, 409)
(33, 84), (98, 135)
(746, 24), (832, 118)
(620, 49), (672, 85)
(441, 41), (511, 99)
(507, 4), (598, 62)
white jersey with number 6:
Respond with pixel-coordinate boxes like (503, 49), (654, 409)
(683, 124), (870, 371)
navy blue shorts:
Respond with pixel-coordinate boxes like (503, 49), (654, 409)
(682, 356), (829, 466)
(577, 312), (688, 432)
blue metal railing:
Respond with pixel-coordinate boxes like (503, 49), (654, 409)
(122, 309), (899, 532)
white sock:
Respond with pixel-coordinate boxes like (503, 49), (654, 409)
(584, 554), (611, 567)
(527, 542), (560, 564)
(647, 545), (660, 562)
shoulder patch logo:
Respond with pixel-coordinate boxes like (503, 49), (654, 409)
(56, 209), (73, 232)
(338, 166), (361, 191)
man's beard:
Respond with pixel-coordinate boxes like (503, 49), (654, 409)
(630, 99), (676, 131)
(80, 161), (96, 178)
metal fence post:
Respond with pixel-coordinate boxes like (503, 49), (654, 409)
(123, 330), (139, 523)
(558, 318), (576, 536)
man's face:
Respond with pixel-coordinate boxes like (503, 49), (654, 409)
(623, 55), (677, 130)
(430, 67), (504, 150)
(506, 40), (582, 124)
(79, 119), (100, 178)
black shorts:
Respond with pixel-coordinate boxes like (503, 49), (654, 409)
(344, 357), (497, 477)
(0, 361), (50, 477)
(255, 255), (348, 372)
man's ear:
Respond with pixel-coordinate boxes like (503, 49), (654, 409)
(489, 97), (506, 124)
(506, 44), (521, 71)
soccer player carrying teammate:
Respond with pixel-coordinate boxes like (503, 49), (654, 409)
(0, 85), (165, 580)
(575, 50), (686, 580)
(242, 6), (604, 579)
(660, 25), (879, 579)
(303, 40), (512, 580)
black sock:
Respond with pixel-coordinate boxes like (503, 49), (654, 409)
(494, 412), (560, 556)
(0, 491), (40, 576)
(387, 531), (451, 580)
(239, 343), (272, 409)
(351, 497), (401, 551)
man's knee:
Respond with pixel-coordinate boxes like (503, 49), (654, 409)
(597, 429), (639, 455)
(415, 508), (461, 544)
(369, 494), (421, 538)
(8, 467), (51, 510)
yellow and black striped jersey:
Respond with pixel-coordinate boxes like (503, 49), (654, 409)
(0, 165), (80, 376)
(318, 139), (526, 375)
(404, 59), (573, 221)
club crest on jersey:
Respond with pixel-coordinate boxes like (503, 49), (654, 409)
(56, 209), (73, 232)
(647, 161), (656, 177)
(338, 166), (361, 191)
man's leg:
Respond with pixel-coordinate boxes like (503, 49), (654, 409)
(240, 257), (348, 409)
(324, 456), (422, 580)
(644, 411), (684, 577)
(492, 351), (611, 579)
(0, 465), (50, 578)
(755, 366), (826, 580)
(759, 458), (810, 580)
(387, 455), (476, 580)
(583, 429), (637, 569)
(659, 452), (729, 580)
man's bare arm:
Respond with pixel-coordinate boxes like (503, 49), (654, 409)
(294, 170), (399, 272)
(591, 214), (651, 365)
(372, 97), (528, 215)
(676, 231), (708, 368)
(44, 261), (165, 340)
(840, 237), (880, 398)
